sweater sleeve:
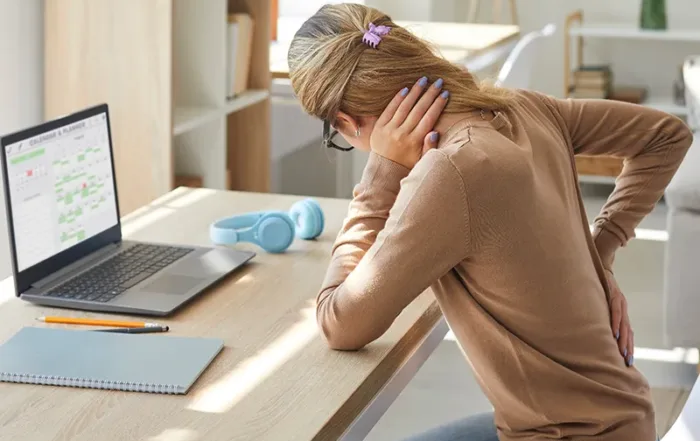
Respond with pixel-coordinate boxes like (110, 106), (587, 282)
(541, 95), (693, 269)
(317, 150), (471, 350)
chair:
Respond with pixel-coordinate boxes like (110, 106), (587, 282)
(495, 24), (556, 89)
(661, 373), (700, 440)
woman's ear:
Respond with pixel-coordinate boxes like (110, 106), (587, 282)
(333, 111), (360, 137)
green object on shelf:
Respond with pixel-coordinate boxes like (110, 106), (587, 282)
(640, 0), (667, 30)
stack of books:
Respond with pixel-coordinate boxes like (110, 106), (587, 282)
(226, 13), (254, 99)
(570, 65), (612, 99)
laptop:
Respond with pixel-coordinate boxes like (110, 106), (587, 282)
(0, 104), (255, 316)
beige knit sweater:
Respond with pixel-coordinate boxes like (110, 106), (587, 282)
(317, 90), (693, 440)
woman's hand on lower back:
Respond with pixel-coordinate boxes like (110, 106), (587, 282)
(605, 269), (635, 367)
(370, 76), (449, 169)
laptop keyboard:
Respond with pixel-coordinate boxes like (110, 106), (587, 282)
(46, 243), (194, 303)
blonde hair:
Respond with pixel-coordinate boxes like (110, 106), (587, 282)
(288, 3), (514, 123)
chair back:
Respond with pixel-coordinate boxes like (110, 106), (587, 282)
(684, 56), (700, 132)
(496, 24), (556, 89)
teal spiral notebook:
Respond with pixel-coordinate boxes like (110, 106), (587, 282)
(0, 327), (224, 394)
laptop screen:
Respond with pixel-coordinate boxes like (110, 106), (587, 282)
(3, 111), (119, 272)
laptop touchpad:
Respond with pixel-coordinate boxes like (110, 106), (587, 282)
(141, 275), (205, 295)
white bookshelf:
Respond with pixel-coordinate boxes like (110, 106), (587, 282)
(173, 107), (220, 137)
(174, 91), (269, 136)
(172, 0), (270, 190)
(565, 17), (693, 118)
(45, 0), (272, 214)
(569, 25), (700, 42)
(564, 10), (695, 185)
(223, 90), (271, 115)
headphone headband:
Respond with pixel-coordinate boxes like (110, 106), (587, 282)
(211, 212), (264, 232)
(210, 212), (266, 245)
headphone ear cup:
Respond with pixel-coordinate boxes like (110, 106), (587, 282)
(289, 198), (324, 240)
(256, 213), (295, 253)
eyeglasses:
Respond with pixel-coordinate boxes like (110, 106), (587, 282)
(323, 120), (354, 152)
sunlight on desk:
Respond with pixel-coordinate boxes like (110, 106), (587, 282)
(121, 206), (176, 237)
(187, 304), (318, 414)
(121, 187), (215, 236)
(121, 188), (189, 224)
(165, 188), (216, 209)
(234, 273), (255, 285)
(147, 428), (198, 441)
(151, 186), (194, 206)
(0, 279), (13, 307)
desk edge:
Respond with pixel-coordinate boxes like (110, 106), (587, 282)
(313, 300), (443, 441)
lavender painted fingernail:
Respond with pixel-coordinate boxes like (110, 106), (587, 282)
(441, 90), (450, 99)
(434, 78), (444, 89)
(628, 356), (634, 366)
(616, 331), (620, 340)
(418, 76), (428, 87)
(623, 348), (627, 358)
(400, 87), (409, 97)
(430, 132), (439, 142)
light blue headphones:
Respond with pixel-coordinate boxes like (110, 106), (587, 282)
(209, 198), (325, 253)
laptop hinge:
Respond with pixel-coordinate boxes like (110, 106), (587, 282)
(31, 243), (120, 290)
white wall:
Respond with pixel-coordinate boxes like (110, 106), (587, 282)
(0, 0), (44, 278)
(513, 0), (700, 99)
(572, 0), (699, 98)
(368, 0), (700, 99)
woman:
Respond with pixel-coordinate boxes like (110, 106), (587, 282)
(288, 4), (692, 441)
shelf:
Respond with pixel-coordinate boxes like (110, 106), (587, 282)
(569, 24), (700, 42)
(173, 106), (219, 136)
(173, 89), (270, 136)
(642, 98), (688, 116)
(223, 89), (270, 115)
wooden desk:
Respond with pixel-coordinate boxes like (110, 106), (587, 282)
(271, 20), (520, 79)
(0, 188), (445, 441)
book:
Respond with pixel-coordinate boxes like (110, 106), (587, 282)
(570, 65), (612, 99)
(576, 64), (612, 74)
(226, 21), (240, 99)
(574, 76), (610, 89)
(574, 65), (612, 81)
(609, 87), (648, 104)
(578, 64), (611, 71)
(574, 71), (609, 80)
(227, 13), (254, 98)
(571, 88), (608, 99)
(0, 327), (223, 394)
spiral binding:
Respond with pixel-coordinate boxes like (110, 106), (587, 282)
(0, 372), (184, 394)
